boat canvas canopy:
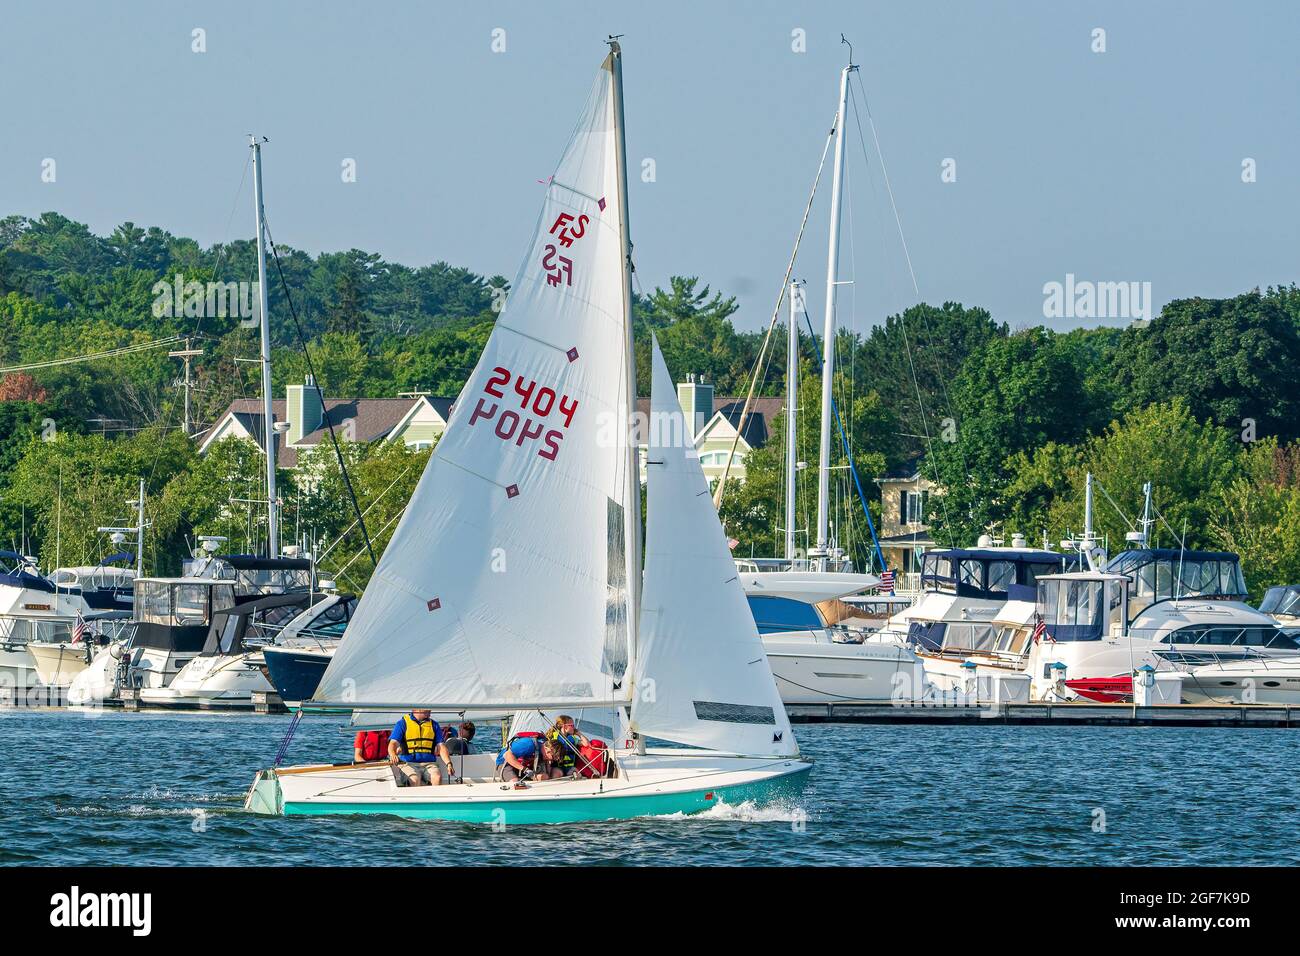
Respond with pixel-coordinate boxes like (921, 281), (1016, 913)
(314, 62), (635, 711)
(630, 341), (797, 757)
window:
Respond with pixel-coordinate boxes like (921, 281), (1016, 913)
(172, 584), (210, 625)
(900, 489), (927, 525)
(136, 581), (172, 625)
(746, 595), (823, 634)
(987, 561), (1016, 593)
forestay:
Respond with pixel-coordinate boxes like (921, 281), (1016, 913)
(631, 340), (798, 756)
(315, 62), (635, 710)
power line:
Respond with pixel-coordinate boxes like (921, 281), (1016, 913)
(0, 335), (183, 374)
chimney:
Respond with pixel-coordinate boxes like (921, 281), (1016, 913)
(286, 374), (323, 445)
(676, 373), (713, 440)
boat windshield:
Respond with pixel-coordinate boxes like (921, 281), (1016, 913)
(1105, 549), (1247, 615)
(921, 549), (1068, 600)
(1259, 585), (1300, 617)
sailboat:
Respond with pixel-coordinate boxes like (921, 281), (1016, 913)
(244, 42), (810, 824)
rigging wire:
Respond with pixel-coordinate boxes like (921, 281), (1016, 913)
(845, 75), (958, 548)
(712, 108), (840, 510)
(262, 221), (376, 567)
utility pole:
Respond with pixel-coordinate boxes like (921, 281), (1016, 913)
(168, 338), (204, 437)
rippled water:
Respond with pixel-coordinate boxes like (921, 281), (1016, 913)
(4, 708), (1297, 866)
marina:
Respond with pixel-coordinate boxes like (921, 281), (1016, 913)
(0, 4), (1296, 915)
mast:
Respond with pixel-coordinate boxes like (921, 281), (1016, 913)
(606, 39), (641, 691)
(814, 60), (855, 572)
(785, 280), (802, 562)
(1083, 471), (1101, 571)
(250, 136), (279, 556)
(134, 477), (145, 575)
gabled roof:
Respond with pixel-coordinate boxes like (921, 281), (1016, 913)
(200, 396), (442, 467)
(632, 395), (782, 448)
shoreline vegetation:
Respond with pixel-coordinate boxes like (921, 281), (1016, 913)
(1, 212), (1297, 597)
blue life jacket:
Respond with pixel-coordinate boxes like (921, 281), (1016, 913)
(496, 732), (543, 766)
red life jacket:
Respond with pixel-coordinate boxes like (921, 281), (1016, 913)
(357, 730), (390, 762)
(576, 739), (608, 778)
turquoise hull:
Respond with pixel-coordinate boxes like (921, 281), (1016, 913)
(277, 762), (811, 824)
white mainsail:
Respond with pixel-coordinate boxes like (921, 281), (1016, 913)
(631, 339), (798, 756)
(315, 60), (636, 710)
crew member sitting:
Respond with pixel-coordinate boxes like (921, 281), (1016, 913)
(497, 734), (567, 784)
(388, 709), (454, 786)
(443, 721), (476, 756)
(353, 727), (391, 764)
(545, 715), (589, 777)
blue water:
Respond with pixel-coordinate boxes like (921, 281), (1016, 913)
(3, 708), (1297, 866)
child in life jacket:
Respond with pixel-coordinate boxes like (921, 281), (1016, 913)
(497, 734), (568, 784)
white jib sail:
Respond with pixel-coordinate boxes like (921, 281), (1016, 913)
(630, 338), (798, 756)
(315, 61), (635, 710)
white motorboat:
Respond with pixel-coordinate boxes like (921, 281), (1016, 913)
(68, 553), (313, 706)
(741, 572), (925, 703)
(1180, 656), (1300, 704)
(1023, 560), (1292, 701)
(246, 44), (810, 823)
(140, 591), (321, 709)
(0, 550), (91, 696)
(1257, 584), (1300, 635)
(26, 610), (132, 688)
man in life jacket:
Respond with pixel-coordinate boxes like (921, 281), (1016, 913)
(497, 733), (566, 785)
(388, 709), (454, 786)
(353, 728), (391, 763)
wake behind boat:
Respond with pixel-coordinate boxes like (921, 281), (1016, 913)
(245, 42), (810, 823)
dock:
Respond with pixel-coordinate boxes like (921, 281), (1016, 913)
(786, 701), (1300, 727)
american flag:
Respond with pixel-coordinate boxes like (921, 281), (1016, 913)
(71, 612), (86, 645)
(1031, 618), (1047, 644)
(879, 569), (895, 593)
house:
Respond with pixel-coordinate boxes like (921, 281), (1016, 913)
(876, 466), (940, 588)
(198, 375), (456, 466)
(635, 374), (781, 483)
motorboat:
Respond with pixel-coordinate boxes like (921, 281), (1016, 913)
(139, 591), (323, 709)
(0, 550), (91, 695)
(1257, 585), (1300, 635)
(258, 593), (356, 705)
(25, 610), (132, 688)
(47, 554), (136, 612)
(67, 553), (312, 706)
(1024, 558), (1293, 700)
(742, 571), (925, 703)
(1180, 656), (1300, 704)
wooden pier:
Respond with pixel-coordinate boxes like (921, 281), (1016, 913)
(785, 701), (1300, 727)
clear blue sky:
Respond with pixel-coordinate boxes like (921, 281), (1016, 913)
(1, 1), (1296, 332)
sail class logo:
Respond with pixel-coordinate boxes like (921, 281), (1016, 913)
(49, 886), (152, 936)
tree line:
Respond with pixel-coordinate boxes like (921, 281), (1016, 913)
(2, 212), (1298, 597)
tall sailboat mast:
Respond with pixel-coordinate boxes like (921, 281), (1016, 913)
(813, 59), (856, 572)
(250, 136), (279, 556)
(785, 280), (802, 562)
(606, 39), (641, 684)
